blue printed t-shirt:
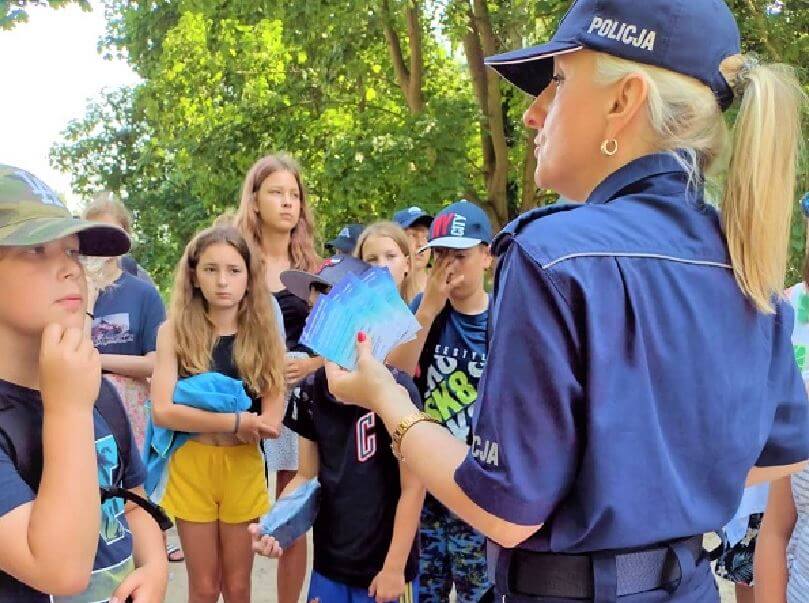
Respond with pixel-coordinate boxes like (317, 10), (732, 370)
(92, 272), (165, 356)
(411, 293), (488, 443)
(0, 379), (146, 602)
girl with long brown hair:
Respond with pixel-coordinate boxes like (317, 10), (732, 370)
(234, 153), (319, 603)
(150, 225), (285, 603)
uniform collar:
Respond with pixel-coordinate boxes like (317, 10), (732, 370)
(586, 153), (688, 206)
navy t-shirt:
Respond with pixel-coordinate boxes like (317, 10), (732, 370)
(410, 293), (489, 442)
(0, 379), (147, 601)
(284, 367), (421, 589)
(91, 272), (165, 356)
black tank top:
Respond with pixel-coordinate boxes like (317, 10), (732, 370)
(211, 334), (261, 414)
(274, 289), (310, 353)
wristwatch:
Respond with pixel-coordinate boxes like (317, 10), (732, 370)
(391, 411), (439, 461)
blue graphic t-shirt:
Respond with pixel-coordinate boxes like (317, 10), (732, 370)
(411, 294), (489, 442)
(0, 379), (146, 602)
(92, 272), (165, 356)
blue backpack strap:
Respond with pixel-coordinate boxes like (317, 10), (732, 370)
(0, 394), (44, 492)
(94, 379), (132, 487)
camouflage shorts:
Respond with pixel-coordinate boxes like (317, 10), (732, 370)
(419, 495), (491, 603)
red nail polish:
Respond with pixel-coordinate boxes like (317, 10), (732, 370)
(357, 331), (367, 343)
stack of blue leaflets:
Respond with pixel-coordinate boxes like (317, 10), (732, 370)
(258, 478), (321, 549)
(300, 267), (421, 369)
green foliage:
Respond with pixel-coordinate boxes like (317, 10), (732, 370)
(0, 0), (90, 29)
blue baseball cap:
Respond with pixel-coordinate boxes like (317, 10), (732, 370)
(485, 0), (741, 111)
(325, 223), (364, 254)
(393, 206), (433, 229)
(280, 254), (373, 302)
(423, 200), (492, 251)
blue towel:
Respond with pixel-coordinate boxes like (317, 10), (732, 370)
(259, 478), (321, 549)
(142, 372), (253, 500)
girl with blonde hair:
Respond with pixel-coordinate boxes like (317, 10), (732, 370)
(318, 0), (808, 600)
(151, 224), (285, 603)
(234, 153), (319, 602)
(354, 221), (419, 303)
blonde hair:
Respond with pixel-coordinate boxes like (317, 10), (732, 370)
(83, 192), (132, 234)
(354, 221), (418, 303)
(234, 153), (320, 273)
(595, 53), (806, 313)
(169, 225), (284, 399)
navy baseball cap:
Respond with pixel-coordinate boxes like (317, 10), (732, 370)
(485, 0), (741, 111)
(423, 200), (492, 251)
(393, 206), (433, 229)
(281, 255), (373, 302)
(325, 223), (364, 254)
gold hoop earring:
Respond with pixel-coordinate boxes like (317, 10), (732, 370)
(601, 139), (618, 157)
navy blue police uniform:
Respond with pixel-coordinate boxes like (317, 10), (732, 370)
(455, 153), (809, 601)
(453, 0), (809, 600)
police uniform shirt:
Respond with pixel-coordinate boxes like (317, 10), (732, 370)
(454, 153), (809, 555)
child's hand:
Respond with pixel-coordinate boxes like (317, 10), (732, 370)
(419, 255), (463, 320)
(369, 567), (406, 603)
(110, 562), (168, 603)
(248, 523), (284, 558)
(285, 356), (320, 385)
(237, 412), (278, 443)
(39, 323), (101, 412)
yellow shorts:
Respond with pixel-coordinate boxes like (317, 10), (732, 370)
(161, 440), (269, 524)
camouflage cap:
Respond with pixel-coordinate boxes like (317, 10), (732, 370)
(0, 165), (130, 256)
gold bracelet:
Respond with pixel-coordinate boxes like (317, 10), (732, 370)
(391, 411), (438, 461)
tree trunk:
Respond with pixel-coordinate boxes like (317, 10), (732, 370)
(380, 0), (424, 114)
(464, 0), (509, 230)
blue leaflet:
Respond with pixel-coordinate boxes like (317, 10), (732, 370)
(259, 478), (321, 549)
(300, 269), (421, 369)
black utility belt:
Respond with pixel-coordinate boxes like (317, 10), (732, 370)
(496, 536), (704, 600)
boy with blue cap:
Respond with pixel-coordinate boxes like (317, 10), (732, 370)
(389, 199), (493, 602)
(393, 207), (433, 296)
(0, 166), (167, 601)
(320, 0), (809, 601)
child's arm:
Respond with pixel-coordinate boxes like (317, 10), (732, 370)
(150, 322), (271, 437)
(279, 436), (319, 497)
(0, 325), (103, 595)
(369, 463), (425, 602)
(258, 390), (286, 441)
(111, 487), (168, 602)
(250, 436), (319, 558)
(754, 477), (797, 602)
(100, 352), (156, 380)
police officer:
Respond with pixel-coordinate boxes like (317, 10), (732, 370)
(316, 0), (809, 600)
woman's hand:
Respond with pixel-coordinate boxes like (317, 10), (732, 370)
(324, 333), (401, 412)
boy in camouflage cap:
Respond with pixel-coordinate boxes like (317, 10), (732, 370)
(0, 166), (167, 602)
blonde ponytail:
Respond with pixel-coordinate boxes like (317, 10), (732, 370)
(719, 57), (805, 313)
(595, 53), (806, 313)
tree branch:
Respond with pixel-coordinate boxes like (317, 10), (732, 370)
(380, 0), (411, 98)
(405, 0), (425, 113)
